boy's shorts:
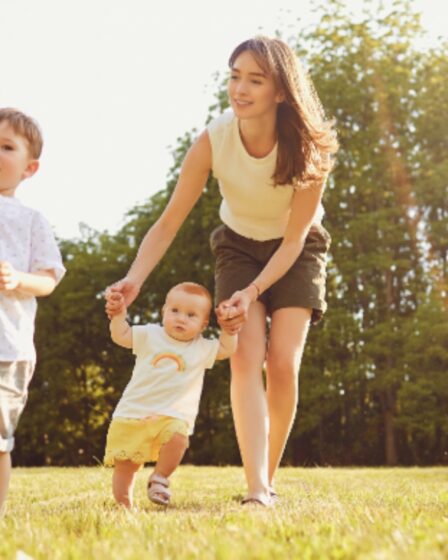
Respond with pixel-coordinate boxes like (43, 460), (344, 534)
(0, 361), (35, 452)
(104, 415), (189, 468)
(210, 223), (332, 324)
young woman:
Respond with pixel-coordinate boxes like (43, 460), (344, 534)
(106, 36), (338, 506)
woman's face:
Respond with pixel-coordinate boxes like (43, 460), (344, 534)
(228, 50), (283, 120)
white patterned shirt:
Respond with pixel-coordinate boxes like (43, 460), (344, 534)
(0, 195), (65, 361)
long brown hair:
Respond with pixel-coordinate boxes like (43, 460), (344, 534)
(229, 36), (338, 188)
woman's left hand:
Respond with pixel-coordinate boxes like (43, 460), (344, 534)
(216, 288), (254, 334)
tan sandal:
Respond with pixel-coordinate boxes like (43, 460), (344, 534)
(147, 473), (171, 506)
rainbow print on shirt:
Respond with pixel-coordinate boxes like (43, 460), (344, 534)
(151, 352), (186, 372)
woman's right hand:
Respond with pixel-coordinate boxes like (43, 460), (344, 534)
(105, 278), (140, 318)
(104, 131), (212, 320)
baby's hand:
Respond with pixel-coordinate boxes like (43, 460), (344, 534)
(0, 261), (20, 291)
(105, 291), (126, 319)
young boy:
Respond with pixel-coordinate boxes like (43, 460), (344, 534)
(0, 108), (65, 512)
(104, 282), (237, 509)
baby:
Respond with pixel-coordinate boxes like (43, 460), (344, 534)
(105, 281), (237, 508)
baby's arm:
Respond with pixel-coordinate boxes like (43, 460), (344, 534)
(109, 294), (133, 349)
(215, 330), (238, 361)
(0, 261), (56, 297)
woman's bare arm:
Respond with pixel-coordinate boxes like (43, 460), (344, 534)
(106, 130), (212, 309)
(249, 184), (325, 295)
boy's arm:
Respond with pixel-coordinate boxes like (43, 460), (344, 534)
(110, 308), (133, 349)
(215, 330), (238, 361)
(0, 261), (56, 297)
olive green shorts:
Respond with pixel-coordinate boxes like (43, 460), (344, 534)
(210, 223), (331, 324)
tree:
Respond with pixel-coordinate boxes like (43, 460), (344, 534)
(289, 0), (447, 465)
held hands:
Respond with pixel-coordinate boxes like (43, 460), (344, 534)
(105, 290), (127, 320)
(105, 278), (139, 319)
(0, 261), (20, 291)
(216, 286), (256, 335)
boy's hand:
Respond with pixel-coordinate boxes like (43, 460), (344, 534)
(105, 291), (126, 319)
(0, 261), (20, 291)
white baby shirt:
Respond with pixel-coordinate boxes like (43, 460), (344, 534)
(113, 324), (220, 434)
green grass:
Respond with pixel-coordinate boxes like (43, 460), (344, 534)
(1, 466), (447, 559)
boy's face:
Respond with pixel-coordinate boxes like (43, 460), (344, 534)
(162, 289), (210, 342)
(0, 122), (39, 196)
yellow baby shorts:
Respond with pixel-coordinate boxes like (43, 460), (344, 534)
(104, 415), (189, 467)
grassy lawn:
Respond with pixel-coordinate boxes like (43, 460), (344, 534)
(1, 466), (447, 559)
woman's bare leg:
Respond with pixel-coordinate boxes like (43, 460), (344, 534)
(230, 301), (270, 501)
(266, 307), (311, 486)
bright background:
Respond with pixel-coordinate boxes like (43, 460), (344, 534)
(1, 0), (445, 239)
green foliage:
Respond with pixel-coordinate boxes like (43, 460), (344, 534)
(284, 0), (448, 466)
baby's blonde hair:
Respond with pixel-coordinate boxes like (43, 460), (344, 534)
(0, 108), (43, 159)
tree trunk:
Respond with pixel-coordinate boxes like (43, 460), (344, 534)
(381, 389), (398, 465)
(318, 420), (325, 465)
(381, 269), (399, 466)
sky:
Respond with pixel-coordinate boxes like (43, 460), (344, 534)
(1, 0), (446, 239)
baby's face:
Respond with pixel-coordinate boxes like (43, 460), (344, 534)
(0, 122), (36, 196)
(162, 290), (210, 342)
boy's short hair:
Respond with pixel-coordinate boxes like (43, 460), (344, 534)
(167, 282), (213, 316)
(0, 108), (43, 159)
